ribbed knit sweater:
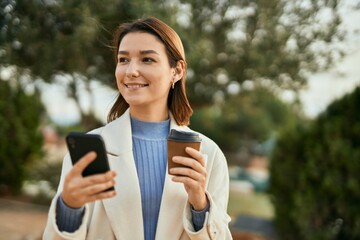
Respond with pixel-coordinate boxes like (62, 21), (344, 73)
(131, 116), (169, 240)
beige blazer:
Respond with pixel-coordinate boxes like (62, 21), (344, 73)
(43, 109), (232, 240)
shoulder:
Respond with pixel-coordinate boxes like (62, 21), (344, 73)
(88, 126), (105, 135)
(87, 110), (131, 135)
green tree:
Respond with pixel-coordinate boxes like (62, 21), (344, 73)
(179, 0), (343, 107)
(1, 0), (343, 117)
(0, 77), (44, 194)
(0, 0), (345, 160)
(175, 0), (342, 162)
(190, 85), (300, 153)
(270, 86), (360, 239)
(0, 0), (172, 129)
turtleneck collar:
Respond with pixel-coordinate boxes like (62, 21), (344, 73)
(130, 116), (170, 140)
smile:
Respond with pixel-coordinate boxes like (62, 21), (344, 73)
(124, 83), (149, 88)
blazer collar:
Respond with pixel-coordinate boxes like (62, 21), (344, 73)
(101, 109), (190, 156)
(101, 109), (132, 156)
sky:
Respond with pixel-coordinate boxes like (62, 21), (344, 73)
(299, 0), (360, 117)
(37, 0), (360, 125)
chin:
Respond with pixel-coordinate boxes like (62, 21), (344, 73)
(124, 98), (146, 107)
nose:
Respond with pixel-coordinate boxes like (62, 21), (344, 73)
(126, 60), (140, 78)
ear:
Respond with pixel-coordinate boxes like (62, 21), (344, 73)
(173, 60), (185, 83)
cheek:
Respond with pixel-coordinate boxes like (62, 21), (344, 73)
(115, 67), (125, 89)
(115, 66), (124, 79)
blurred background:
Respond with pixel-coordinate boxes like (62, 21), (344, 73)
(1, 0), (359, 239)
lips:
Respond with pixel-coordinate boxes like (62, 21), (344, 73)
(124, 83), (149, 88)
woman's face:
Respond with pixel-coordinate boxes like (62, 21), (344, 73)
(115, 32), (175, 113)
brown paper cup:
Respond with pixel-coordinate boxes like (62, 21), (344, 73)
(167, 140), (201, 175)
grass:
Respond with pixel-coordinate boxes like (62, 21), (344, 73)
(228, 190), (275, 220)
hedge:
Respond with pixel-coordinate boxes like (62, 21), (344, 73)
(269, 86), (360, 239)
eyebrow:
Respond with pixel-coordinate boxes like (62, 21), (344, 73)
(117, 50), (160, 55)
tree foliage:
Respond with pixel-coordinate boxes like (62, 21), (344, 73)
(1, 0), (343, 105)
(178, 0), (343, 106)
(0, 0), (344, 150)
(269, 86), (360, 239)
(0, 77), (44, 194)
(190, 85), (299, 153)
(1, 0), (171, 128)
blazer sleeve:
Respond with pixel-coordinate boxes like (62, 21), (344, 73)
(42, 154), (92, 240)
(182, 145), (233, 240)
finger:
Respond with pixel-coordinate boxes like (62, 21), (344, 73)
(71, 151), (97, 175)
(71, 170), (116, 192)
(83, 171), (117, 187)
(172, 156), (204, 173)
(79, 178), (116, 196)
(185, 147), (205, 167)
(172, 175), (199, 187)
(170, 167), (204, 181)
(87, 190), (117, 203)
(61, 175), (116, 208)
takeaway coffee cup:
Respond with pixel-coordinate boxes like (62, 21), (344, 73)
(167, 129), (202, 175)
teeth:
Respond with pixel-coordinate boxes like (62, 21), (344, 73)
(125, 84), (147, 88)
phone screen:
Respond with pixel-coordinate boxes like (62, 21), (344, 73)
(66, 132), (114, 191)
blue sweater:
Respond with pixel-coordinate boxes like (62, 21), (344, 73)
(56, 117), (207, 238)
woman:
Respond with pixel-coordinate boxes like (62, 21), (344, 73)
(43, 17), (232, 240)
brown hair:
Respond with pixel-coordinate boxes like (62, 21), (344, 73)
(107, 17), (193, 126)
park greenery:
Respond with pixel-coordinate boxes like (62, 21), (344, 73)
(1, 0), (343, 126)
(270, 86), (360, 239)
(1, 0), (343, 154)
(0, 75), (44, 194)
(1, 0), (358, 238)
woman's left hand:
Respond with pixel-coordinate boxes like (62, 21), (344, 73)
(170, 147), (208, 211)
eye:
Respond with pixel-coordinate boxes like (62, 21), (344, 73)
(143, 57), (155, 63)
(118, 57), (129, 63)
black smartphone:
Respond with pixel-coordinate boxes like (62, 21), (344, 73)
(66, 132), (114, 191)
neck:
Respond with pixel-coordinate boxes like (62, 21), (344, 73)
(130, 105), (169, 122)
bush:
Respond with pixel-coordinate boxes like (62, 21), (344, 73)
(0, 78), (44, 194)
(269, 86), (360, 239)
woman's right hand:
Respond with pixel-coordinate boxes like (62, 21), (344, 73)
(61, 151), (117, 208)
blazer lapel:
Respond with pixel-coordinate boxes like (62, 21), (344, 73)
(155, 171), (188, 239)
(100, 110), (144, 240)
(155, 119), (190, 239)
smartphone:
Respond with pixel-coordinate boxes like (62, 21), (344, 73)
(66, 132), (114, 191)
